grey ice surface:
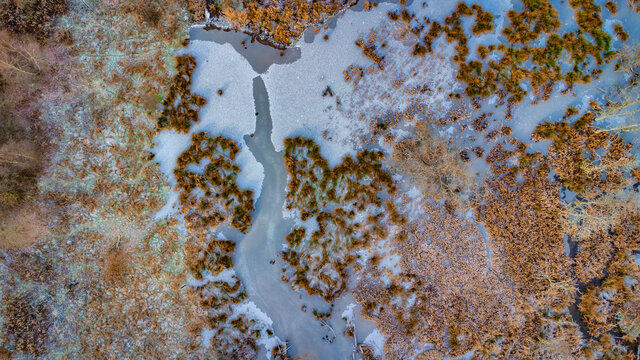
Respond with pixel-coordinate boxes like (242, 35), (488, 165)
(190, 27), (300, 74)
(231, 76), (377, 359)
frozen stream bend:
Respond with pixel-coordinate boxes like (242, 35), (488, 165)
(235, 76), (377, 359)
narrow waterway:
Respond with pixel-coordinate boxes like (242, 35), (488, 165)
(235, 76), (376, 359)
(189, 27), (301, 73)
(186, 5), (391, 356)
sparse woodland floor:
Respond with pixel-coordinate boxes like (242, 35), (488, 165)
(1, 0), (640, 359)
(0, 0), (210, 358)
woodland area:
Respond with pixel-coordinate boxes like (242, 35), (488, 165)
(0, 0), (209, 357)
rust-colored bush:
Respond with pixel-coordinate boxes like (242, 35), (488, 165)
(281, 137), (398, 301)
(174, 132), (254, 234)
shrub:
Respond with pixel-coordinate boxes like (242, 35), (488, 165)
(0, 0), (66, 38)
(2, 292), (51, 356)
(120, 0), (163, 28)
(392, 122), (472, 206)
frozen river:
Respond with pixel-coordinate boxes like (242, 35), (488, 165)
(236, 75), (378, 358)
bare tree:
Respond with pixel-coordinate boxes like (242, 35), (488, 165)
(0, 31), (43, 76)
(595, 45), (640, 133)
(564, 192), (638, 242)
(0, 140), (37, 170)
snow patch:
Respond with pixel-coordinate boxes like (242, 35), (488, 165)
(341, 303), (357, 324)
(263, 4), (396, 166)
(364, 329), (386, 357)
(183, 40), (264, 199)
(189, 268), (238, 288)
(233, 301), (273, 326)
(232, 301), (286, 358)
(154, 188), (180, 220)
(201, 329), (215, 348)
(153, 130), (191, 186)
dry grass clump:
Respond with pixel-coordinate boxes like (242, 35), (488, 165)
(349, 18), (640, 355)
(392, 121), (472, 207)
(119, 0), (163, 28)
(471, 112), (490, 132)
(356, 202), (520, 358)
(341, 24), (456, 133)
(185, 238), (236, 280)
(58, 226), (207, 359)
(533, 112), (635, 197)
(614, 23), (629, 41)
(480, 145), (576, 308)
(352, 179), (588, 358)
(0, 206), (46, 250)
(102, 240), (132, 283)
(405, 2), (492, 56)
(175, 167), (280, 358)
(174, 132), (254, 234)
(471, 145), (587, 357)
(605, 1), (618, 14)
(157, 54), (206, 133)
(579, 251), (640, 357)
(571, 197), (639, 282)
(355, 35), (386, 69)
(182, 235), (266, 358)
(477, 105), (640, 355)
(0, 0), (215, 357)
(532, 110), (637, 278)
(206, 0), (354, 48)
(185, 0), (207, 21)
(281, 136), (401, 302)
(544, 108), (640, 284)
(546, 108), (640, 282)
(169, 128), (276, 354)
